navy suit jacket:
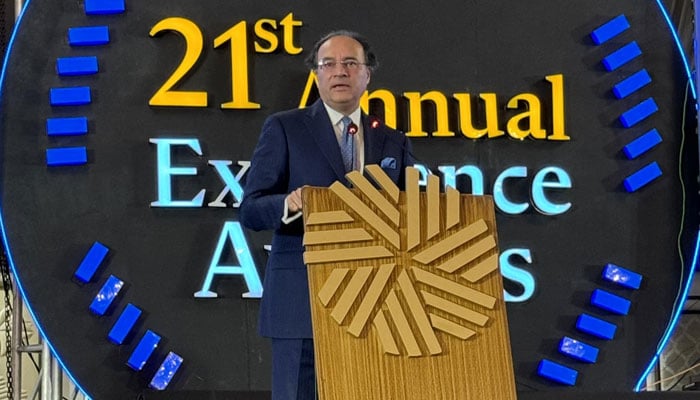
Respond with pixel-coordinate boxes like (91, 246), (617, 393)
(239, 99), (414, 338)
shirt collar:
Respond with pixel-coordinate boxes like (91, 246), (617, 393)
(323, 103), (362, 127)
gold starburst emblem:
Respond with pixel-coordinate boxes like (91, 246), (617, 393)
(303, 165), (501, 357)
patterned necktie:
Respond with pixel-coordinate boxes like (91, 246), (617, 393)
(340, 116), (353, 172)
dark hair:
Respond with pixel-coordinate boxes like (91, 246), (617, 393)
(304, 30), (378, 72)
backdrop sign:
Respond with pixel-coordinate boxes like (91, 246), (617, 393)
(0, 0), (697, 398)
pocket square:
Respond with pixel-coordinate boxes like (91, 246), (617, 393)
(380, 157), (397, 169)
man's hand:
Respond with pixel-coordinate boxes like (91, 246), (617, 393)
(286, 187), (304, 213)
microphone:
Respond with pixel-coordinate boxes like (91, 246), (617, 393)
(347, 122), (358, 135)
(369, 116), (381, 129)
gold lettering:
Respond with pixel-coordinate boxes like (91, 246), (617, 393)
(296, 73), (568, 142)
(280, 13), (303, 55)
(215, 21), (261, 109)
(253, 19), (278, 53)
(149, 17), (208, 107)
(454, 93), (504, 139)
(546, 74), (569, 141)
(506, 94), (545, 140)
(403, 91), (454, 137)
(297, 71), (317, 109)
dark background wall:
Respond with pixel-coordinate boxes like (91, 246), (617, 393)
(0, 1), (13, 53)
(0, 1), (697, 399)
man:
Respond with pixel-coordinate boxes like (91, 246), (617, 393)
(239, 30), (414, 400)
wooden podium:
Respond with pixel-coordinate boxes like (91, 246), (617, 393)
(302, 166), (516, 400)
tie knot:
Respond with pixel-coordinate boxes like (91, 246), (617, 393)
(341, 116), (352, 131)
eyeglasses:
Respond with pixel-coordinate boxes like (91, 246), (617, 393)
(316, 60), (367, 71)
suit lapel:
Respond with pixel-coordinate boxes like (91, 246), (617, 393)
(304, 100), (348, 182)
(363, 114), (386, 167)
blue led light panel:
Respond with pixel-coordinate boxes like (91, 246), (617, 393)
(576, 313), (617, 340)
(537, 359), (578, 386)
(623, 162), (662, 192)
(623, 129), (662, 160)
(559, 336), (599, 363)
(149, 352), (184, 390)
(603, 263), (643, 289)
(108, 304), (142, 345)
(613, 69), (652, 99)
(46, 147), (88, 167)
(49, 86), (91, 106)
(591, 15), (630, 45)
(602, 42), (642, 71)
(74, 241), (109, 283)
(56, 56), (98, 76)
(127, 330), (161, 371)
(591, 289), (631, 315)
(89, 275), (124, 316)
(68, 26), (110, 46)
(47, 117), (88, 136)
(84, 0), (125, 15)
(620, 98), (658, 128)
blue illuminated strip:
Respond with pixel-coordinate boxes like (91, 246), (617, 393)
(657, 0), (696, 99)
(591, 15), (630, 45)
(89, 275), (124, 316)
(613, 69), (652, 99)
(602, 42), (642, 71)
(149, 352), (184, 390)
(602, 263), (643, 290)
(591, 13), (666, 196)
(127, 330), (161, 371)
(559, 336), (599, 363)
(0, 0), (94, 397)
(632, 2), (698, 390)
(576, 313), (616, 340)
(46, 147), (88, 166)
(73, 242), (109, 283)
(46, 117), (88, 136)
(591, 289), (631, 315)
(623, 161), (662, 192)
(84, 0), (125, 15)
(56, 56), (98, 76)
(68, 26), (110, 46)
(623, 129), (662, 160)
(49, 86), (91, 106)
(108, 304), (142, 345)
(537, 359), (578, 386)
(619, 98), (658, 128)
(635, 232), (700, 390)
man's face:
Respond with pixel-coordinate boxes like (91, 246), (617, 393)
(315, 35), (371, 115)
